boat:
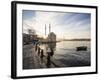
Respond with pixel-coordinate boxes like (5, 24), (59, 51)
(76, 46), (87, 51)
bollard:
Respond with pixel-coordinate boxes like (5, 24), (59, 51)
(38, 47), (40, 56)
(50, 49), (54, 56)
(40, 49), (44, 58)
(46, 48), (51, 68)
(35, 44), (38, 51)
(40, 49), (44, 63)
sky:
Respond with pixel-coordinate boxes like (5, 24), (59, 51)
(22, 10), (91, 39)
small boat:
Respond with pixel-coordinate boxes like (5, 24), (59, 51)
(76, 46), (87, 51)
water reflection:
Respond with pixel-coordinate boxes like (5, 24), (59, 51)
(44, 42), (56, 68)
(47, 42), (56, 56)
(39, 41), (90, 68)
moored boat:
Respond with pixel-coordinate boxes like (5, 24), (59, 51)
(76, 46), (87, 51)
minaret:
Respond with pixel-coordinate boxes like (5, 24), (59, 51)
(49, 24), (51, 33)
(45, 24), (46, 36)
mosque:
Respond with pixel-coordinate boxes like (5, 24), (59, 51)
(45, 24), (56, 42)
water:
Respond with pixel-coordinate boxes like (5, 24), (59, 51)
(40, 41), (91, 67)
(54, 41), (90, 57)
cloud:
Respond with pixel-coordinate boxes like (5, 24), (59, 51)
(22, 10), (91, 39)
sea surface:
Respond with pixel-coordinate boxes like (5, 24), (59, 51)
(40, 41), (91, 67)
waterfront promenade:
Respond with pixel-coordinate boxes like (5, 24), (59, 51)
(23, 42), (90, 69)
(23, 44), (57, 69)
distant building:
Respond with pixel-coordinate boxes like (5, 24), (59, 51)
(47, 32), (56, 42)
(28, 29), (36, 35)
(23, 29), (38, 45)
(23, 33), (31, 45)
